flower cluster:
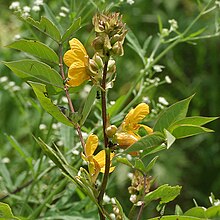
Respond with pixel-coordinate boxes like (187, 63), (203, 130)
(63, 12), (127, 88)
(9, 0), (44, 17)
(92, 12), (127, 57)
(128, 170), (151, 205)
(105, 103), (153, 154)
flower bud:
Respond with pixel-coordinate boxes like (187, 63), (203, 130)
(106, 125), (117, 138)
(112, 41), (124, 56)
(92, 36), (104, 52)
(103, 35), (112, 51)
(89, 59), (99, 74)
(93, 53), (104, 69)
(114, 132), (138, 149)
(107, 59), (116, 74)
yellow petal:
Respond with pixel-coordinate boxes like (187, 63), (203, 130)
(93, 150), (115, 168)
(125, 103), (149, 125)
(69, 38), (88, 61)
(100, 166), (115, 173)
(63, 50), (75, 67)
(67, 66), (90, 87)
(115, 132), (139, 149)
(85, 134), (98, 157)
(139, 124), (153, 134)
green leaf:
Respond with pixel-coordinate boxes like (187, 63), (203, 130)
(164, 129), (176, 149)
(29, 82), (74, 127)
(34, 137), (68, 173)
(108, 95), (126, 117)
(0, 202), (20, 219)
(116, 157), (133, 168)
(23, 16), (61, 42)
(0, 163), (13, 191)
(43, 4), (63, 34)
(141, 145), (166, 158)
(126, 29), (146, 65)
(114, 198), (130, 220)
(184, 207), (206, 218)
(143, 36), (152, 52)
(80, 86), (97, 126)
(188, 27), (206, 38)
(61, 17), (81, 42)
(3, 59), (63, 94)
(206, 205), (220, 218)
(124, 132), (165, 154)
(145, 156), (159, 173)
(5, 135), (33, 170)
(7, 40), (59, 64)
(170, 116), (218, 130)
(157, 15), (163, 34)
(145, 184), (182, 205)
(148, 216), (204, 220)
(154, 95), (194, 132)
(171, 124), (214, 139)
(134, 158), (146, 173)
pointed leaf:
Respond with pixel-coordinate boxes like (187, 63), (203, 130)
(172, 124), (214, 139)
(116, 157), (133, 168)
(3, 59), (63, 94)
(164, 129), (176, 149)
(108, 95), (127, 117)
(145, 156), (159, 173)
(0, 202), (20, 220)
(114, 198), (130, 220)
(154, 95), (194, 132)
(125, 132), (165, 154)
(134, 158), (146, 173)
(61, 17), (81, 42)
(23, 16), (61, 42)
(170, 116), (218, 131)
(5, 135), (33, 169)
(29, 82), (74, 127)
(7, 40), (59, 64)
(126, 29), (146, 64)
(143, 36), (152, 52)
(145, 184), (182, 205)
(43, 4), (63, 34)
(141, 145), (166, 158)
(184, 207), (206, 218)
(34, 137), (68, 173)
(206, 205), (220, 218)
(80, 86), (97, 126)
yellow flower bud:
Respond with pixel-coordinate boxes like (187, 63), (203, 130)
(106, 125), (117, 138)
(114, 132), (138, 149)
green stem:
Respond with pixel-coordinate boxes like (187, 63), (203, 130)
(97, 56), (110, 220)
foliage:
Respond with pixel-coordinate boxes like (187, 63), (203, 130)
(0, 0), (219, 219)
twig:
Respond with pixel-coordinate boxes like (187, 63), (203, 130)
(58, 44), (85, 151)
(97, 56), (110, 220)
(137, 174), (147, 220)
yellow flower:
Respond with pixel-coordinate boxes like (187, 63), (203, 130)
(115, 103), (153, 149)
(81, 134), (115, 182)
(63, 38), (90, 87)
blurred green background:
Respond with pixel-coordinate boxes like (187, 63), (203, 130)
(0, 0), (219, 218)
